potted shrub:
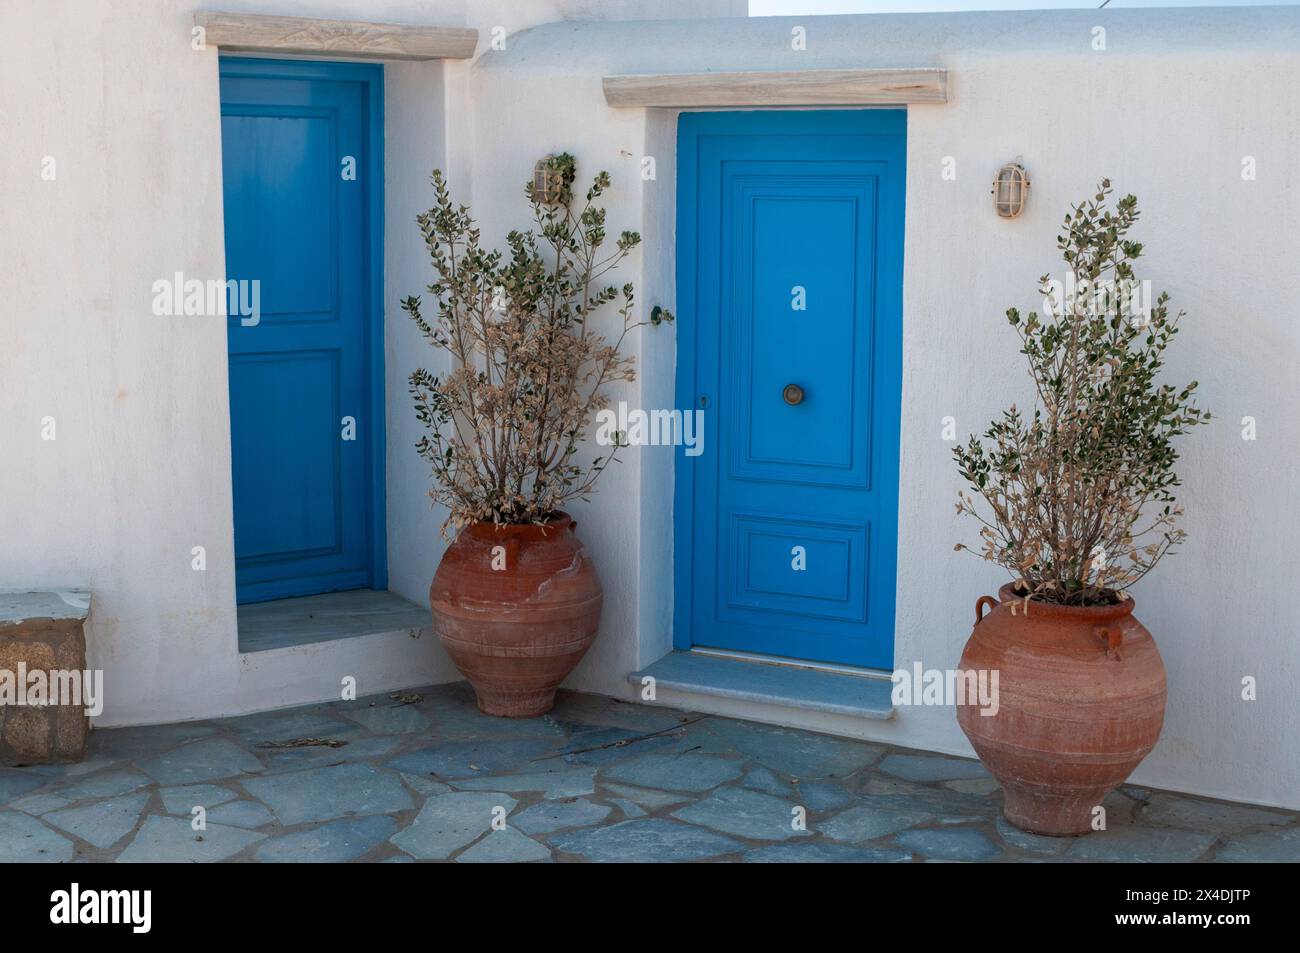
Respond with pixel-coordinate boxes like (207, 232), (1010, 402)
(402, 154), (668, 717)
(953, 181), (1211, 834)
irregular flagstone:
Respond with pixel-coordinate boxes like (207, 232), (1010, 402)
(1139, 793), (1295, 834)
(860, 778), (995, 819)
(611, 798), (646, 819)
(12, 682), (1293, 865)
(117, 815), (264, 863)
(208, 800), (276, 829)
(243, 761), (412, 826)
(550, 693), (690, 734)
(551, 818), (743, 862)
(385, 738), (561, 779)
(673, 786), (807, 841)
(87, 722), (218, 762)
(391, 791), (518, 860)
(602, 752), (744, 792)
(559, 726), (681, 766)
(601, 783), (692, 811)
(401, 773), (452, 797)
(159, 783), (240, 815)
(453, 766), (596, 799)
(562, 722), (662, 745)
(795, 781), (854, 813)
(944, 778), (1003, 797)
(0, 810), (76, 862)
(137, 739), (265, 786)
(54, 768), (152, 801)
(256, 816), (397, 863)
(596, 704), (696, 734)
(741, 766), (792, 797)
(4, 762), (65, 779)
(44, 792), (148, 849)
(1064, 826), (1216, 863)
(456, 827), (552, 863)
(700, 718), (882, 779)
(514, 798), (612, 835)
(46, 756), (122, 779)
(996, 816), (1070, 855)
(224, 707), (360, 743)
(896, 827), (1002, 861)
(257, 735), (404, 774)
(0, 769), (52, 806)
(879, 754), (990, 783)
(414, 682), (475, 707)
(432, 704), (567, 741)
(339, 702), (432, 735)
(861, 776), (929, 797)
(663, 722), (746, 757)
(8, 791), (73, 816)
(546, 694), (630, 727)
(1214, 827), (1300, 863)
(821, 800), (934, 844)
(745, 842), (912, 863)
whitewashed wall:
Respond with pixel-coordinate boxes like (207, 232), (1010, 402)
(1, 2), (1297, 810)
(0, 0), (741, 726)
(466, 7), (1300, 809)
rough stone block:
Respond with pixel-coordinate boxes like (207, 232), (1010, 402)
(0, 590), (91, 764)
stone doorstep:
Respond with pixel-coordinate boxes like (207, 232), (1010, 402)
(629, 650), (895, 720)
(236, 589), (429, 653)
(0, 589), (92, 765)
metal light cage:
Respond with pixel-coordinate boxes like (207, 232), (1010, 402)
(532, 155), (566, 207)
(992, 162), (1030, 219)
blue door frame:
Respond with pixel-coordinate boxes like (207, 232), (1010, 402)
(219, 58), (386, 604)
(673, 110), (906, 670)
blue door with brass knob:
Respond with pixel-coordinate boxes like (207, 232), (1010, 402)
(674, 110), (905, 669)
(220, 58), (386, 605)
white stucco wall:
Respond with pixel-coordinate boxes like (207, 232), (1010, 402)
(1, 2), (1297, 810)
(0, 0), (741, 726)
(465, 7), (1300, 810)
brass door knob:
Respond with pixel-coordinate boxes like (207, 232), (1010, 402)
(782, 383), (805, 405)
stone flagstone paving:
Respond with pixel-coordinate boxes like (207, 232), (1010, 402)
(0, 683), (1296, 863)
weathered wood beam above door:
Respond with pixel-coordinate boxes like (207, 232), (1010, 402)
(602, 68), (948, 107)
(194, 11), (478, 61)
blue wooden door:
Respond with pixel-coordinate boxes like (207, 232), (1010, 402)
(220, 59), (385, 605)
(674, 111), (905, 669)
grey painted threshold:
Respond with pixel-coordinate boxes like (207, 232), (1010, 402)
(237, 589), (429, 654)
(630, 650), (894, 720)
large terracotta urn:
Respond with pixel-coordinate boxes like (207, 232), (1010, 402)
(429, 513), (603, 718)
(956, 584), (1166, 836)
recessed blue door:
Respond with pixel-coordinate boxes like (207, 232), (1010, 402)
(674, 110), (905, 669)
(220, 59), (385, 605)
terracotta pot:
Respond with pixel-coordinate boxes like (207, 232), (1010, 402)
(956, 583), (1166, 836)
(429, 513), (603, 718)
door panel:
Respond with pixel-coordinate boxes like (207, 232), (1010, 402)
(228, 350), (341, 559)
(220, 110), (337, 317)
(675, 111), (905, 669)
(219, 59), (384, 605)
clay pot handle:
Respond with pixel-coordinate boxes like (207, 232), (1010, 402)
(1095, 625), (1124, 661)
(975, 595), (998, 624)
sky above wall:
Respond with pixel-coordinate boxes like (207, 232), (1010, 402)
(751, 0), (1297, 15)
